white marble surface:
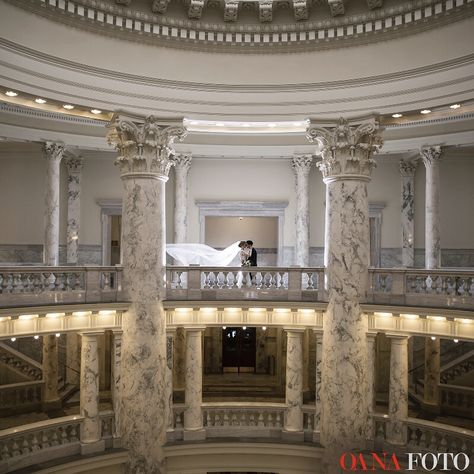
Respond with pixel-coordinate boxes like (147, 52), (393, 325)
(184, 328), (204, 433)
(108, 117), (187, 473)
(111, 330), (122, 439)
(387, 336), (408, 445)
(314, 332), (322, 436)
(400, 157), (418, 267)
(284, 330), (304, 433)
(43, 142), (65, 266)
(366, 334), (376, 440)
(80, 333), (100, 444)
(42, 334), (59, 403)
(420, 146), (442, 269)
(66, 332), (80, 386)
(66, 156), (83, 264)
(173, 154), (192, 244)
(424, 337), (440, 406)
(291, 154), (313, 266)
(173, 327), (186, 391)
(166, 330), (174, 430)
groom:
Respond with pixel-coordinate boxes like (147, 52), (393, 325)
(246, 240), (257, 268)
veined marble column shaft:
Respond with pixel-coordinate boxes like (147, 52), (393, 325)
(307, 118), (383, 464)
(184, 328), (205, 440)
(313, 331), (323, 442)
(173, 154), (192, 243)
(107, 117), (187, 473)
(43, 142), (65, 266)
(424, 337), (440, 409)
(111, 330), (122, 441)
(80, 332), (101, 445)
(291, 154), (313, 266)
(284, 329), (304, 436)
(400, 157), (418, 267)
(42, 334), (59, 404)
(166, 330), (175, 431)
(366, 334), (376, 440)
(420, 146), (442, 269)
(66, 156), (83, 264)
(66, 333), (80, 386)
(387, 336), (408, 445)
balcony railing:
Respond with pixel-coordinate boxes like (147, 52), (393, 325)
(0, 265), (473, 310)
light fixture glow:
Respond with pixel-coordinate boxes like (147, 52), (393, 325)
(55, 333), (61, 338)
(19, 314), (38, 320)
(249, 307), (265, 312)
(72, 311), (91, 317)
(98, 309), (116, 316)
(222, 326), (227, 330)
(63, 104), (75, 110)
(10, 337), (16, 342)
(455, 318), (473, 324)
(274, 308), (291, 313)
(450, 104), (461, 109)
(375, 312), (393, 317)
(35, 98), (46, 104)
(453, 339), (459, 343)
(242, 326), (247, 330)
(431, 336), (436, 341)
(392, 113), (403, 118)
(5, 91), (18, 97)
(401, 314), (419, 320)
(90, 109), (102, 114)
(427, 316), (446, 321)
(46, 312), (65, 318)
(0, 316), (11, 322)
(262, 326), (267, 331)
(420, 109), (432, 115)
(34, 335), (39, 340)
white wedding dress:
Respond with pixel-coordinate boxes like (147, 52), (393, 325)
(166, 241), (241, 267)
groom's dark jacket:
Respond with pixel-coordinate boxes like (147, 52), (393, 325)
(249, 248), (257, 266)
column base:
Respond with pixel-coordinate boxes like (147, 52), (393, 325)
(183, 428), (206, 441)
(81, 439), (105, 455)
(282, 429), (305, 442)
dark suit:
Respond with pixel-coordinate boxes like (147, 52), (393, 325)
(249, 247), (257, 266)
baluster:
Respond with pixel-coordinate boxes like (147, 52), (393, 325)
(307, 272), (315, 290)
(12, 273), (23, 293)
(176, 412), (183, 429)
(21, 436), (30, 454)
(24, 274), (34, 292)
(441, 276), (449, 296)
(307, 414), (313, 431)
(275, 412), (282, 428)
(249, 412), (255, 426)
(240, 412), (246, 426)
(223, 411), (230, 426)
(469, 277), (474, 297)
(1, 442), (10, 459)
(102, 272), (111, 290)
(50, 429), (59, 446)
(257, 412), (264, 427)
(439, 434), (448, 453)
(11, 439), (21, 457)
(54, 273), (65, 291)
(428, 431), (437, 450)
(31, 434), (40, 452)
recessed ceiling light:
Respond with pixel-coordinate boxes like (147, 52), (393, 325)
(5, 91), (18, 97)
(90, 109), (102, 114)
(450, 104), (461, 109)
(392, 113), (403, 118)
(267, 123), (276, 128)
(420, 109), (431, 115)
(34, 335), (39, 340)
(215, 122), (225, 127)
(55, 333), (61, 337)
(431, 336), (436, 340)
(242, 123), (251, 127)
(35, 98), (46, 104)
(11, 337), (16, 342)
(453, 339), (459, 343)
(63, 104), (74, 110)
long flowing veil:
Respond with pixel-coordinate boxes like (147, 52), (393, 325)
(166, 241), (241, 266)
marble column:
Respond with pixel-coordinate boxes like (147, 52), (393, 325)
(43, 142), (65, 266)
(420, 146), (442, 269)
(283, 329), (304, 439)
(366, 333), (376, 441)
(107, 116), (187, 473)
(307, 118), (383, 463)
(65, 155), (83, 264)
(184, 327), (205, 440)
(387, 335), (409, 445)
(173, 327), (186, 391)
(313, 330), (323, 443)
(423, 337), (440, 411)
(173, 153), (192, 244)
(399, 157), (418, 267)
(80, 332), (103, 453)
(165, 329), (175, 432)
(111, 330), (122, 444)
(66, 332), (80, 387)
(42, 334), (59, 407)
(291, 154), (313, 266)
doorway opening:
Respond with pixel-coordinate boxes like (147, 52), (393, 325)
(222, 327), (256, 373)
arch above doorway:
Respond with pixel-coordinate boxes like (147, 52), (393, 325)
(196, 201), (288, 266)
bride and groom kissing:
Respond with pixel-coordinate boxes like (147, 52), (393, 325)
(239, 240), (257, 268)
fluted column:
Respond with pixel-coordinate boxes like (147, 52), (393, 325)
(423, 336), (440, 412)
(420, 146), (442, 269)
(307, 118), (383, 464)
(366, 333), (376, 440)
(80, 332), (103, 453)
(107, 116), (187, 473)
(291, 154), (313, 266)
(283, 329), (304, 440)
(111, 330), (122, 445)
(173, 153), (192, 243)
(184, 327), (205, 440)
(65, 155), (83, 264)
(43, 142), (65, 266)
(42, 334), (59, 408)
(387, 335), (409, 445)
(313, 330), (323, 443)
(399, 157), (418, 267)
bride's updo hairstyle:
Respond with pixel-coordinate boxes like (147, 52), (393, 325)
(238, 241), (247, 248)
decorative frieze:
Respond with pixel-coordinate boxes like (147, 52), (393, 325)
(188, 0), (205, 19)
(306, 118), (383, 182)
(328, 0), (344, 16)
(367, 0), (383, 9)
(152, 0), (171, 14)
(259, 0), (273, 22)
(107, 116), (188, 178)
(293, 0), (308, 20)
(224, 0), (239, 21)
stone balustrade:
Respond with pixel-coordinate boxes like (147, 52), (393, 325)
(440, 384), (474, 418)
(0, 266), (123, 308)
(0, 381), (44, 416)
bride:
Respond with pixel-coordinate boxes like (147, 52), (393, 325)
(166, 241), (242, 267)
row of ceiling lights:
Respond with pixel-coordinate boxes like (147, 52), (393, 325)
(391, 103), (462, 118)
(4, 90), (102, 115)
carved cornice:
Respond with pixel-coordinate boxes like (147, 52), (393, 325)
(420, 145), (442, 166)
(107, 116), (188, 177)
(291, 153), (313, 178)
(306, 118), (383, 181)
(43, 141), (66, 162)
(399, 157), (419, 177)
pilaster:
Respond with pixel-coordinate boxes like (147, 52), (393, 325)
(173, 153), (192, 244)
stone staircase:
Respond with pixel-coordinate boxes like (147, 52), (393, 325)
(0, 342), (42, 381)
(440, 349), (474, 384)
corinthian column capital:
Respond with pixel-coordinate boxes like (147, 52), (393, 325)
(173, 153), (192, 173)
(43, 142), (66, 162)
(306, 118), (383, 182)
(65, 155), (84, 174)
(107, 116), (188, 179)
(399, 156), (419, 177)
(420, 145), (442, 166)
(291, 153), (313, 178)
